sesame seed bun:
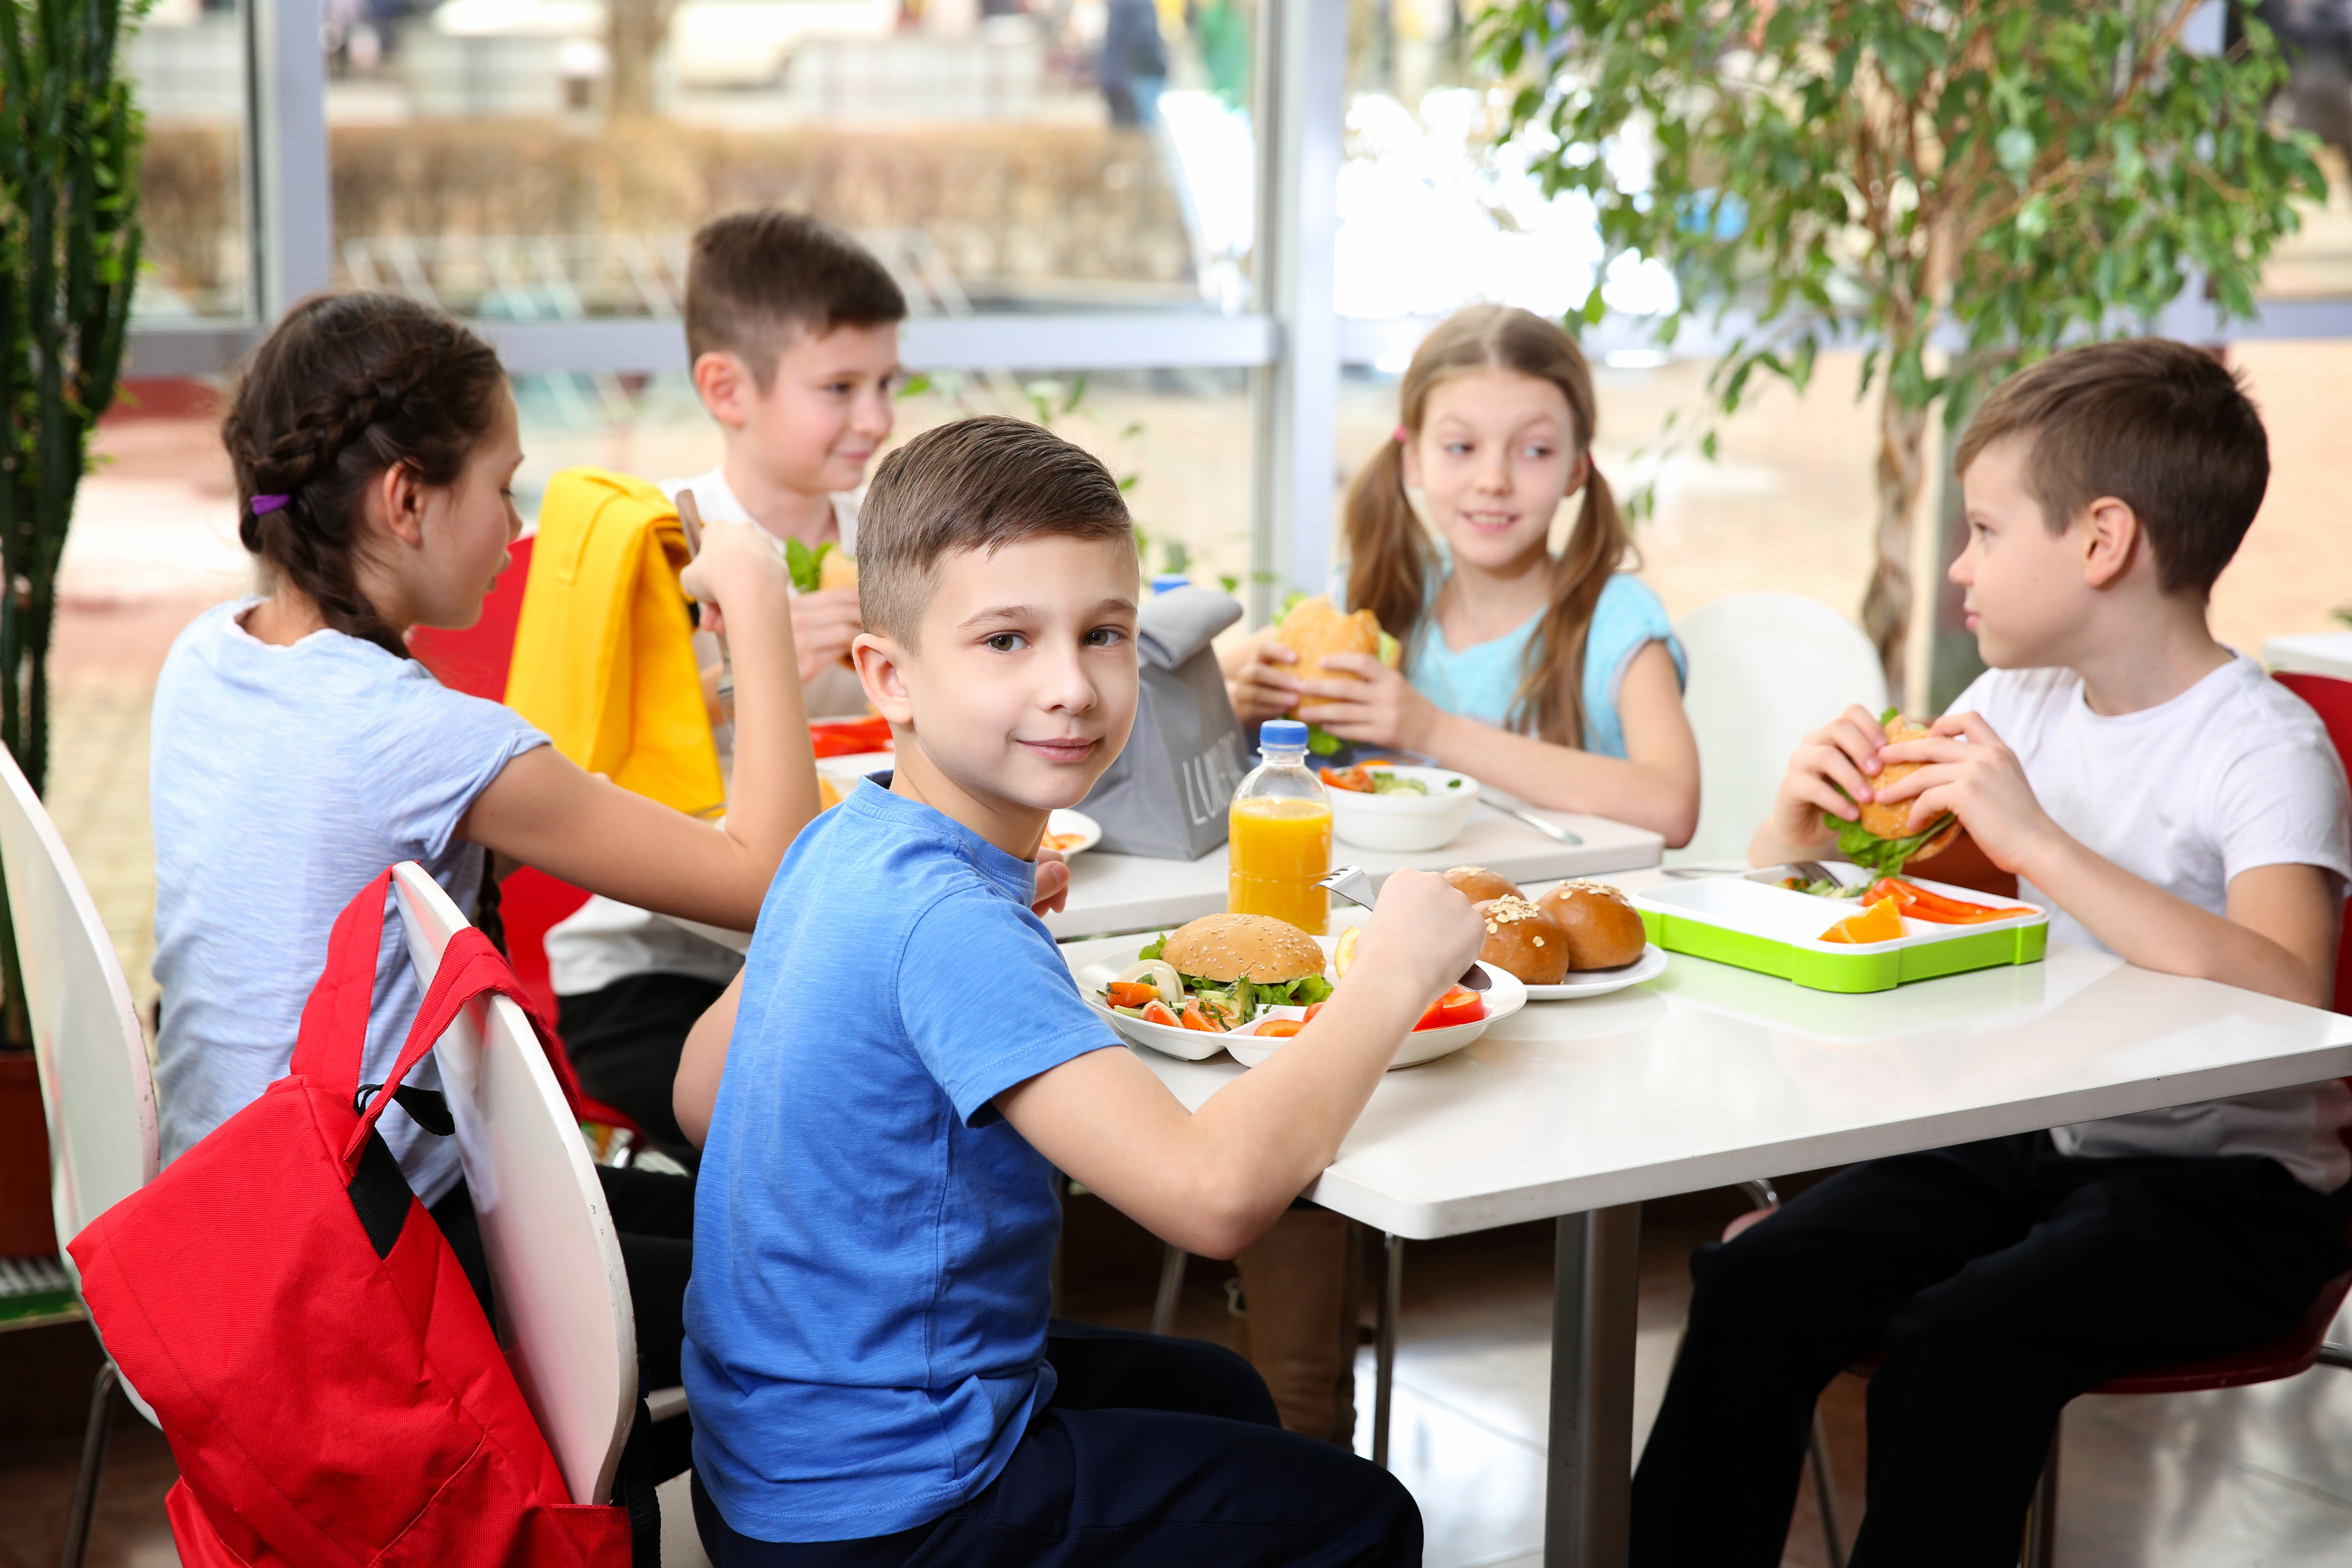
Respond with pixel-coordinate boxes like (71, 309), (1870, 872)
(1535, 880), (1647, 970)
(1273, 595), (1388, 718)
(1164, 913), (1327, 983)
(1444, 865), (1522, 904)
(818, 550), (859, 593)
(1474, 895), (1571, 985)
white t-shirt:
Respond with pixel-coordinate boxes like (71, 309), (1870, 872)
(151, 601), (550, 1205)
(542, 468), (863, 999)
(1951, 657), (2352, 1191)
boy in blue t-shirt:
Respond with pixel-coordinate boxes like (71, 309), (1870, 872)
(678, 414), (1486, 1565)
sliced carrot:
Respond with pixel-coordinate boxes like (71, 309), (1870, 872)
(1254, 1018), (1306, 1038)
(1106, 981), (1158, 1009)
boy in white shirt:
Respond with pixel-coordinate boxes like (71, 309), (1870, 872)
(1633, 339), (2352, 1566)
(547, 210), (905, 1151)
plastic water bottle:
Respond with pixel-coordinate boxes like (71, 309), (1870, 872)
(1227, 719), (1333, 934)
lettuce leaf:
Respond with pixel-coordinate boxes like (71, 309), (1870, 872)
(1138, 932), (1168, 962)
(784, 537), (835, 595)
(1307, 724), (1343, 756)
(1825, 810), (1956, 878)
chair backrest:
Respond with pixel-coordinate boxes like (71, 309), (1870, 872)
(2272, 671), (2352, 1014)
(1671, 592), (1891, 864)
(388, 862), (636, 1506)
(0, 746), (155, 1251)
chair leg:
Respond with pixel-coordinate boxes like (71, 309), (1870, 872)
(1372, 1232), (1403, 1467)
(59, 1361), (119, 1568)
(1149, 1243), (1187, 1337)
(1808, 1407), (1846, 1568)
(1738, 1177), (1781, 1211)
(2023, 1421), (2060, 1568)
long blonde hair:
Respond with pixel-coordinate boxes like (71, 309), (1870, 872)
(1343, 304), (1635, 748)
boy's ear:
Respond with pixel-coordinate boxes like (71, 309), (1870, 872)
(2078, 496), (2141, 590)
(691, 352), (754, 430)
(851, 631), (916, 727)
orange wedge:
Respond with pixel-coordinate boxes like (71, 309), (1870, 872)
(1820, 896), (1904, 945)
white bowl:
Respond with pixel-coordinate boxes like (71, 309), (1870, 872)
(1325, 765), (1480, 853)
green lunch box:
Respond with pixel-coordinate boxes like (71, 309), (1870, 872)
(1632, 873), (2048, 993)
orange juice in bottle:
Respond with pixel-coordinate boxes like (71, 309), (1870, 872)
(1228, 719), (1333, 934)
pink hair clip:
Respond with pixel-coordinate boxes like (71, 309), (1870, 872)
(1392, 425), (1410, 443)
(250, 494), (291, 515)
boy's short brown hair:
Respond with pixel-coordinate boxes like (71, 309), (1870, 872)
(1953, 338), (2269, 596)
(858, 416), (1134, 643)
(685, 210), (908, 389)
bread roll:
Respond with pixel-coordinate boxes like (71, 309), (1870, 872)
(1444, 865), (1521, 904)
(1855, 717), (1957, 860)
(1535, 880), (1646, 970)
(1473, 895), (1571, 985)
(1272, 595), (1386, 718)
(819, 550), (859, 593)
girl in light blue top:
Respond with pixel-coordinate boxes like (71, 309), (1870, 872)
(1227, 304), (1700, 844)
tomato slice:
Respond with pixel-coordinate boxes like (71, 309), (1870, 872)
(1180, 1002), (1226, 1033)
(1318, 765), (1374, 793)
(1414, 984), (1486, 1031)
(1302, 1001), (1326, 1025)
(1254, 1018), (1306, 1038)
(1140, 1000), (1179, 1027)
(1106, 981), (1158, 1009)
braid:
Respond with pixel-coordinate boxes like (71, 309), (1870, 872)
(223, 294), (505, 656)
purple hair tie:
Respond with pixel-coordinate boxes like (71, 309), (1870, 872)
(250, 494), (291, 516)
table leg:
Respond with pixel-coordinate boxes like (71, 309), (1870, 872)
(1546, 1205), (1642, 1568)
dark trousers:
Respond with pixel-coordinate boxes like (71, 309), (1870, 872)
(559, 971), (729, 1160)
(1631, 1132), (2352, 1568)
(693, 1320), (1421, 1568)
(430, 1162), (696, 1479)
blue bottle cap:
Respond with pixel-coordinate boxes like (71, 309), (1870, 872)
(1260, 719), (1308, 750)
(1151, 572), (1192, 595)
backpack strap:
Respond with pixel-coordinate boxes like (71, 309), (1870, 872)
(290, 869), (398, 1103)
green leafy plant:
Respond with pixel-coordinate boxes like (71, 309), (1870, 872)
(1, 0), (145, 1041)
(1476, 0), (2320, 692)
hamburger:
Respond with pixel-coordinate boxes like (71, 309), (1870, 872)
(1535, 880), (1647, 970)
(1826, 710), (1959, 878)
(1273, 595), (1402, 725)
(1130, 912), (1333, 1029)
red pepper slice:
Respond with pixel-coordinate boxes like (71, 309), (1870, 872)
(1415, 984), (1486, 1031)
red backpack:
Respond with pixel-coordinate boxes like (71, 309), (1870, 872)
(69, 870), (657, 1566)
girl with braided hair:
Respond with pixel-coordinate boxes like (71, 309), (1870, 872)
(150, 292), (818, 1470)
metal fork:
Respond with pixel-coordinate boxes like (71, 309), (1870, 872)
(1317, 865), (1492, 991)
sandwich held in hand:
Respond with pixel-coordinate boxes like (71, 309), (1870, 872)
(1099, 913), (1333, 1033)
(1273, 594), (1401, 742)
(1826, 709), (1959, 878)
(784, 537), (859, 595)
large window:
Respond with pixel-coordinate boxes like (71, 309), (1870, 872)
(126, 0), (252, 320)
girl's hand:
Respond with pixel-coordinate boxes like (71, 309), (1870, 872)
(790, 587), (864, 680)
(1874, 713), (2062, 877)
(678, 517), (792, 639)
(1760, 704), (1895, 856)
(1294, 652), (1437, 752)
(1222, 630), (1301, 724)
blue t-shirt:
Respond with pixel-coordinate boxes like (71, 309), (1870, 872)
(683, 781), (1120, 1543)
(1400, 572), (1685, 757)
(149, 600), (548, 1205)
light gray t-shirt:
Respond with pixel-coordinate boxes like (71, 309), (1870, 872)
(1952, 658), (2352, 1191)
(150, 600), (548, 1205)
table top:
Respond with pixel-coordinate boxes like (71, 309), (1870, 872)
(1059, 869), (2352, 1239)
(1041, 805), (1664, 940)
(2264, 631), (2352, 682)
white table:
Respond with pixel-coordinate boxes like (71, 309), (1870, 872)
(2265, 631), (2352, 682)
(1042, 804), (1662, 940)
(1057, 870), (2352, 1566)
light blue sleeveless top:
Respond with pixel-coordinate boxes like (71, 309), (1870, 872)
(1398, 572), (1686, 757)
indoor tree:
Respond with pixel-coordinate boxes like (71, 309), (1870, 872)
(1, 0), (145, 1038)
(1474, 0), (2321, 694)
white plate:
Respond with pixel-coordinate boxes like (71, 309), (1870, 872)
(1044, 808), (1102, 860)
(1521, 942), (1670, 1001)
(1075, 934), (1526, 1067)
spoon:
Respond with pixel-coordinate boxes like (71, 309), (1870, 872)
(1316, 865), (1492, 991)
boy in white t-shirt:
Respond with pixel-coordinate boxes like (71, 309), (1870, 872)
(1633, 339), (2352, 1566)
(546, 210), (906, 1152)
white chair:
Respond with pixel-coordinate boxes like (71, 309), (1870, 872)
(1671, 592), (1891, 865)
(0, 745), (161, 1568)
(390, 864), (709, 1564)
